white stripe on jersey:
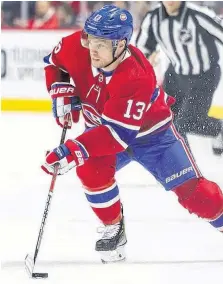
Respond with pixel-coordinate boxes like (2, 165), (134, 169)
(170, 124), (202, 178)
(137, 13), (153, 55)
(136, 115), (172, 138)
(186, 16), (200, 74)
(105, 125), (128, 149)
(195, 15), (223, 43)
(198, 34), (210, 72)
(102, 114), (140, 130)
(187, 2), (223, 43)
(159, 18), (181, 73)
(173, 21), (189, 75)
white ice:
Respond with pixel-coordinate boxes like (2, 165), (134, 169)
(1, 113), (223, 284)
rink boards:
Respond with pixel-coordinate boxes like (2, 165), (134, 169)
(1, 30), (223, 118)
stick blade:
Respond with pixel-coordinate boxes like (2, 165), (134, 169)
(25, 254), (49, 279)
(32, 273), (48, 279)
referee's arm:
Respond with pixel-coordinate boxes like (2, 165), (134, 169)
(194, 7), (223, 44)
(136, 12), (158, 58)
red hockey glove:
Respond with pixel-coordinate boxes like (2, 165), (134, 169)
(41, 140), (88, 175)
(50, 82), (82, 128)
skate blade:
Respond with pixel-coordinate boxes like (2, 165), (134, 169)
(101, 257), (126, 264)
(100, 246), (126, 264)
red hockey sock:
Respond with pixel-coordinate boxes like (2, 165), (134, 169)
(84, 181), (122, 224)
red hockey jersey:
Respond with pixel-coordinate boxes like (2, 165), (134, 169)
(44, 31), (174, 157)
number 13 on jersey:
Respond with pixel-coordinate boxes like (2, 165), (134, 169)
(124, 99), (146, 120)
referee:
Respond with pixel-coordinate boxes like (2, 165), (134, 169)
(136, 1), (223, 155)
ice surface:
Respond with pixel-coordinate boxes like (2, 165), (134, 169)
(1, 113), (223, 284)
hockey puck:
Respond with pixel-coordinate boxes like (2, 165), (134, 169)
(32, 273), (48, 279)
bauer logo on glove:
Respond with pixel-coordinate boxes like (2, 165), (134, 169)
(50, 82), (82, 128)
(41, 140), (88, 175)
(49, 86), (75, 96)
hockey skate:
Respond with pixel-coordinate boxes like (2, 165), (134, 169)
(95, 215), (127, 264)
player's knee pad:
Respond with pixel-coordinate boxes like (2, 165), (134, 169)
(76, 155), (116, 190)
(173, 177), (223, 220)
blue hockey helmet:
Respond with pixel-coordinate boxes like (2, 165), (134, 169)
(83, 5), (133, 45)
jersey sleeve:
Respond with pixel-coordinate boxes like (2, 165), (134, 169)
(43, 38), (69, 91)
(194, 7), (223, 44)
(44, 39), (70, 72)
(75, 79), (155, 157)
(43, 32), (81, 91)
(136, 12), (158, 57)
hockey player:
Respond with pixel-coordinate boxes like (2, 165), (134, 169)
(42, 5), (223, 263)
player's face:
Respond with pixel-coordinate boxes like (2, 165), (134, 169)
(162, 1), (181, 15)
(88, 35), (113, 68)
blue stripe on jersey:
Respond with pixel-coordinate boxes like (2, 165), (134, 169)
(151, 87), (159, 103)
(209, 213), (223, 228)
(101, 117), (138, 145)
(85, 185), (119, 204)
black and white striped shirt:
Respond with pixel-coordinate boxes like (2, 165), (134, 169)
(136, 2), (223, 75)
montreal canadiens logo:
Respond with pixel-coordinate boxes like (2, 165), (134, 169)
(120, 13), (127, 21)
(82, 103), (102, 126)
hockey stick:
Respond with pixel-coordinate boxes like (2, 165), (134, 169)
(25, 113), (70, 279)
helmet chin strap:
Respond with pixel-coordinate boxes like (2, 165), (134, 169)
(102, 41), (127, 69)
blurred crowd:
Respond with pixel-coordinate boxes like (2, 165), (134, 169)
(1, 1), (223, 30)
